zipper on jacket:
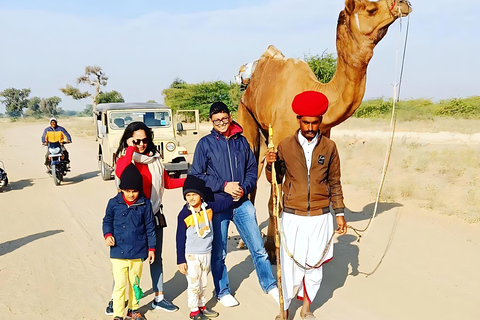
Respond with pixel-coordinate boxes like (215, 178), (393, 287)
(307, 174), (311, 216)
(225, 137), (235, 181)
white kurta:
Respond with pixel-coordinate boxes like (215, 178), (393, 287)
(279, 213), (334, 309)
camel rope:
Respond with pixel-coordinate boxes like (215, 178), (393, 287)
(347, 13), (411, 241)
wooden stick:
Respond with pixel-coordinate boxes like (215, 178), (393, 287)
(268, 124), (284, 319)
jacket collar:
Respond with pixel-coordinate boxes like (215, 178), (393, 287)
(294, 129), (322, 147)
(210, 120), (243, 139)
(115, 192), (146, 206)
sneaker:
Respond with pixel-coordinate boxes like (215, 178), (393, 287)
(151, 298), (179, 312)
(268, 287), (280, 306)
(190, 312), (209, 320)
(217, 294), (239, 307)
(126, 309), (146, 320)
(113, 318), (123, 320)
(199, 306), (219, 318)
(105, 299), (114, 315)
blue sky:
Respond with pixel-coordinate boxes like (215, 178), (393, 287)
(1, 0), (479, 112)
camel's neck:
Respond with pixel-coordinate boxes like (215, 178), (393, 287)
(315, 22), (375, 128)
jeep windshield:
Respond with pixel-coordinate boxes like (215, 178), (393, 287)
(109, 111), (172, 129)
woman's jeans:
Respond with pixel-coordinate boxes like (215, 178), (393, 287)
(211, 200), (277, 298)
(149, 226), (164, 293)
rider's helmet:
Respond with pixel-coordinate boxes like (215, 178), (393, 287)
(49, 117), (57, 123)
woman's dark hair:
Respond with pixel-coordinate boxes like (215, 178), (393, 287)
(115, 121), (157, 159)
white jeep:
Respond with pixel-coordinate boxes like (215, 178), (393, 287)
(93, 102), (199, 180)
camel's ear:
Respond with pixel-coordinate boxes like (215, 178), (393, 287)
(345, 0), (356, 14)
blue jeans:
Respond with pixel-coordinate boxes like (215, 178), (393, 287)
(211, 200), (277, 298)
(149, 226), (164, 292)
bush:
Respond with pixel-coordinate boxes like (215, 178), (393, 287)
(354, 98), (392, 118)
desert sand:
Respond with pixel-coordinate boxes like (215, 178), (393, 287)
(0, 118), (479, 320)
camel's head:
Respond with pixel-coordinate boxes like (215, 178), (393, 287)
(340, 0), (412, 45)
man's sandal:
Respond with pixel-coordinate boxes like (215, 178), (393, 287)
(300, 312), (316, 320)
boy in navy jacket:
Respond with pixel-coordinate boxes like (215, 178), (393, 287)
(103, 164), (156, 320)
(176, 175), (232, 320)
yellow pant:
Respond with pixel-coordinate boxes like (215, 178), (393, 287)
(111, 258), (143, 318)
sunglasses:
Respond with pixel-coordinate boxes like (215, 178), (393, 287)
(132, 138), (149, 146)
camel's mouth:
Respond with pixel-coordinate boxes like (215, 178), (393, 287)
(374, 24), (390, 44)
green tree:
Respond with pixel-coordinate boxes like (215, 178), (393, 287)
(146, 100), (157, 103)
(60, 65), (108, 110)
(97, 90), (124, 104)
(304, 51), (337, 83)
(163, 80), (238, 120)
(77, 104), (93, 117)
(0, 88), (31, 118)
(26, 96), (42, 118)
(39, 96), (63, 116)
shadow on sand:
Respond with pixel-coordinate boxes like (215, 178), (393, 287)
(62, 171), (100, 185)
(0, 229), (64, 256)
(1, 178), (34, 191)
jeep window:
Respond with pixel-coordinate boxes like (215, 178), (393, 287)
(109, 111), (172, 129)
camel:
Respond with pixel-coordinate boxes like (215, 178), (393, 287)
(235, 0), (412, 261)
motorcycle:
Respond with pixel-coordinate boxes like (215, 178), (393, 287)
(46, 142), (70, 186)
(0, 161), (8, 189)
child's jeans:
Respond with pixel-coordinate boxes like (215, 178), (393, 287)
(186, 253), (211, 309)
(111, 258), (143, 318)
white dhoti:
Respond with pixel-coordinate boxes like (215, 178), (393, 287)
(279, 212), (334, 310)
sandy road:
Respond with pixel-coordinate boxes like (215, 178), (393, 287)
(0, 122), (479, 320)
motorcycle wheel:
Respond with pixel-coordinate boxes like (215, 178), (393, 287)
(52, 164), (61, 186)
(0, 177), (7, 188)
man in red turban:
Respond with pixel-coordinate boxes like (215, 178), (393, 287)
(266, 91), (347, 320)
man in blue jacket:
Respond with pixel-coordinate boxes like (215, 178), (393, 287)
(190, 102), (279, 307)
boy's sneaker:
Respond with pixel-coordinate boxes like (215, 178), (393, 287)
(217, 294), (239, 307)
(151, 298), (179, 312)
(199, 306), (219, 318)
(126, 309), (146, 320)
(105, 299), (114, 315)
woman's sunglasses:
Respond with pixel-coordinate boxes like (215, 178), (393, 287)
(132, 138), (149, 146)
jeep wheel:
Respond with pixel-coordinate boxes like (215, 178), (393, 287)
(100, 154), (113, 181)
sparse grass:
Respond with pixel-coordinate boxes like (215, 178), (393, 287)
(336, 129), (480, 223)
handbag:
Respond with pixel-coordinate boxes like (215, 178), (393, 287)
(154, 204), (167, 228)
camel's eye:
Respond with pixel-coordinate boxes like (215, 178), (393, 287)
(367, 8), (378, 15)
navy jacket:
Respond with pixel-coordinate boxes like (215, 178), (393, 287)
(102, 192), (156, 260)
(190, 121), (257, 204)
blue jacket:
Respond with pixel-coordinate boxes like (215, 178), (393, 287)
(190, 121), (258, 204)
(102, 192), (156, 260)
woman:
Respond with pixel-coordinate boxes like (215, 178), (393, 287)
(106, 121), (184, 316)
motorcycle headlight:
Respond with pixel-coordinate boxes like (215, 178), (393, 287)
(165, 142), (176, 152)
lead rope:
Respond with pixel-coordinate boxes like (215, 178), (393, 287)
(347, 11), (410, 241)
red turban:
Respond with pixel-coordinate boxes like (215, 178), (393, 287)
(292, 91), (329, 117)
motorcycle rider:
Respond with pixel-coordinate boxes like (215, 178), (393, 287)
(41, 117), (72, 171)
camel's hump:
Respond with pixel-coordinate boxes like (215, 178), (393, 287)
(261, 45), (285, 59)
